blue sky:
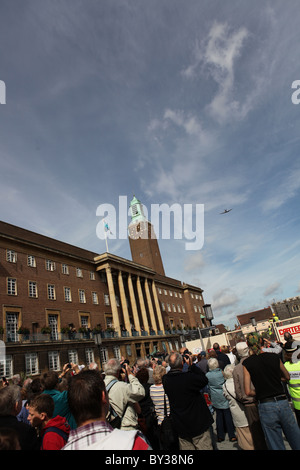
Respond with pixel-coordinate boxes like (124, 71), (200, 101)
(0, 0), (300, 329)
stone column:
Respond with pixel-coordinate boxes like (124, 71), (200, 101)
(127, 273), (141, 333)
(144, 278), (158, 333)
(136, 276), (149, 333)
(118, 271), (131, 333)
(152, 280), (165, 332)
(105, 267), (120, 335)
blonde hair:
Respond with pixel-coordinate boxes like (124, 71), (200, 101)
(152, 365), (167, 384)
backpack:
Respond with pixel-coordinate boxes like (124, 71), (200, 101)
(41, 427), (68, 450)
(106, 379), (129, 429)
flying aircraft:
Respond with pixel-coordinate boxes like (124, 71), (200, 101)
(220, 209), (232, 214)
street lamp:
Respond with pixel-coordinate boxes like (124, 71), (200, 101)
(250, 317), (257, 332)
(203, 304), (214, 322)
(94, 333), (103, 371)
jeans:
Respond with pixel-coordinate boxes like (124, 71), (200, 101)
(258, 399), (300, 450)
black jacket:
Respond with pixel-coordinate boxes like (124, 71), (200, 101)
(0, 415), (40, 450)
(162, 364), (213, 439)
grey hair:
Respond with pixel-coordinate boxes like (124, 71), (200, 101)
(0, 385), (22, 416)
(169, 352), (183, 370)
(207, 358), (219, 371)
(103, 358), (121, 376)
(223, 364), (235, 380)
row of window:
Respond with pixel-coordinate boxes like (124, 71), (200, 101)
(1, 348), (102, 378)
(5, 249), (96, 280)
(6, 277), (103, 304)
(157, 287), (202, 301)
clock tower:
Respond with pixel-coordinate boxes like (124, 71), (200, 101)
(128, 196), (165, 276)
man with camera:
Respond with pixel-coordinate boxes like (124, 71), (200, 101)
(163, 351), (214, 450)
(103, 358), (145, 430)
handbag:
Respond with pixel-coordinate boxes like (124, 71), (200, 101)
(159, 394), (179, 451)
(106, 379), (129, 429)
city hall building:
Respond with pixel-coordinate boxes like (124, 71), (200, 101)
(0, 196), (212, 378)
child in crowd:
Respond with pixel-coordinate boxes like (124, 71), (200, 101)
(27, 393), (70, 450)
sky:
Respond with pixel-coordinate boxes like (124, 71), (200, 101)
(0, 0), (300, 329)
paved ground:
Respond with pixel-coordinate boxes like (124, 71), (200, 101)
(210, 418), (292, 450)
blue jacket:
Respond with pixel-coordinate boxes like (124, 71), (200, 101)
(206, 369), (229, 409)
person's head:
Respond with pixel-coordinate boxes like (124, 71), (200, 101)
(246, 333), (264, 355)
(169, 352), (183, 370)
(153, 365), (167, 384)
(207, 358), (219, 371)
(221, 345), (229, 354)
(40, 371), (59, 391)
(67, 370), (107, 427)
(27, 394), (54, 428)
(284, 331), (292, 342)
(0, 385), (22, 417)
(0, 428), (21, 450)
(213, 343), (220, 351)
(223, 364), (235, 380)
(136, 367), (149, 385)
(235, 341), (249, 359)
(103, 358), (122, 378)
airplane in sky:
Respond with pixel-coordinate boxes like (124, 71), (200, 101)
(220, 209), (232, 214)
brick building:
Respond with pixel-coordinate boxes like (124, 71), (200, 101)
(0, 196), (210, 378)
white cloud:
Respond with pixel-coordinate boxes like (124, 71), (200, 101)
(261, 166), (300, 212)
(212, 288), (239, 310)
(264, 282), (281, 297)
(184, 252), (206, 272)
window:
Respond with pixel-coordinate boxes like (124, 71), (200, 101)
(85, 348), (94, 366)
(76, 268), (83, 278)
(48, 284), (56, 300)
(64, 287), (72, 302)
(99, 347), (109, 365)
(79, 289), (86, 303)
(80, 316), (89, 329)
(68, 350), (78, 365)
(62, 264), (69, 275)
(104, 294), (110, 306)
(0, 354), (13, 379)
(48, 315), (58, 340)
(113, 345), (121, 361)
(5, 312), (18, 342)
(169, 291), (173, 297)
(158, 288), (162, 294)
(48, 351), (60, 371)
(182, 305), (186, 313)
(92, 292), (99, 304)
(161, 302), (166, 311)
(28, 281), (38, 298)
(27, 255), (36, 267)
(6, 250), (17, 263)
(7, 278), (17, 296)
(172, 304), (176, 312)
(46, 260), (56, 271)
(25, 353), (39, 375)
(90, 271), (95, 280)
(167, 303), (171, 312)
(177, 304), (181, 313)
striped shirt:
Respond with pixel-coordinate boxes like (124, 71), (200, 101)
(149, 384), (170, 425)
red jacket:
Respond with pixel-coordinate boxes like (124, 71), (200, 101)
(41, 415), (70, 450)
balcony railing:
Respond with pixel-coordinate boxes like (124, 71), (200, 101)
(1, 328), (199, 344)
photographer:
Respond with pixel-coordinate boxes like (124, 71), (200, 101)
(103, 358), (145, 431)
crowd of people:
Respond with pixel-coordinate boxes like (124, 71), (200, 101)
(0, 331), (300, 451)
